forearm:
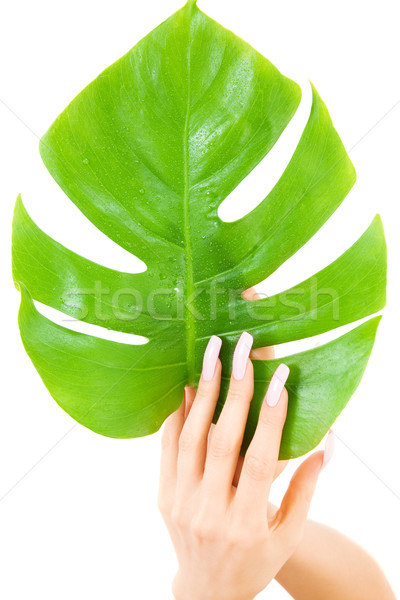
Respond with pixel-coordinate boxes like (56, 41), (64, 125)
(275, 519), (395, 600)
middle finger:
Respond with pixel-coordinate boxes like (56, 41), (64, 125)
(202, 332), (254, 501)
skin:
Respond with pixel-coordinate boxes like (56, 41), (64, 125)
(276, 518), (396, 600)
(158, 339), (396, 600)
(158, 352), (323, 600)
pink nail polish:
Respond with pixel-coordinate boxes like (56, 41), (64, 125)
(321, 430), (335, 470)
(202, 336), (222, 381)
(266, 364), (290, 407)
(232, 332), (253, 380)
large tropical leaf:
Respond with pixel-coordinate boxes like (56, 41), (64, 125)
(12, 0), (386, 459)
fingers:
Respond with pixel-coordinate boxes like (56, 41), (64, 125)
(176, 336), (222, 488)
(184, 386), (196, 420)
(158, 392), (186, 513)
(233, 458), (288, 489)
(242, 287), (274, 361)
(203, 332), (254, 500)
(251, 345), (275, 360)
(241, 286), (258, 301)
(233, 450), (287, 488)
(275, 431), (334, 544)
(234, 364), (289, 521)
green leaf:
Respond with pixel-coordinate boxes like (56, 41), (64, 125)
(16, 283), (186, 438)
(228, 316), (382, 459)
(12, 0), (386, 457)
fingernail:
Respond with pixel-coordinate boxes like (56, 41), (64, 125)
(266, 363), (290, 407)
(232, 332), (253, 380)
(321, 430), (335, 470)
(202, 336), (222, 381)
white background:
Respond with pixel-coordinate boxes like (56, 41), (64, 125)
(1, 0), (399, 598)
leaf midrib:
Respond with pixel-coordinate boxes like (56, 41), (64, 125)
(183, 9), (195, 385)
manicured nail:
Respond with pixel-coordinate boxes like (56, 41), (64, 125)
(266, 363), (290, 407)
(232, 332), (253, 380)
(321, 430), (335, 470)
(202, 336), (222, 381)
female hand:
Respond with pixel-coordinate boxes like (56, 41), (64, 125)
(158, 332), (332, 600)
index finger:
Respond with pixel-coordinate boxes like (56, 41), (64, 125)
(242, 287), (274, 361)
(233, 364), (289, 522)
(158, 391), (186, 511)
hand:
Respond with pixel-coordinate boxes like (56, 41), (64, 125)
(158, 332), (329, 600)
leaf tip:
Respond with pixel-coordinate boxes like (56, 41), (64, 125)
(373, 212), (384, 229)
(13, 193), (23, 218)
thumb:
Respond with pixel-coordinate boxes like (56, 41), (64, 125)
(274, 431), (334, 545)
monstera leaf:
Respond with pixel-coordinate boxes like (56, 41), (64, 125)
(12, 0), (386, 459)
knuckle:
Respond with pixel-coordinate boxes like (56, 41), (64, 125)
(190, 516), (216, 541)
(245, 454), (271, 481)
(209, 431), (233, 458)
(171, 506), (186, 528)
(190, 499), (221, 541)
(195, 385), (212, 403)
(227, 385), (248, 403)
(226, 526), (250, 547)
(258, 406), (280, 427)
